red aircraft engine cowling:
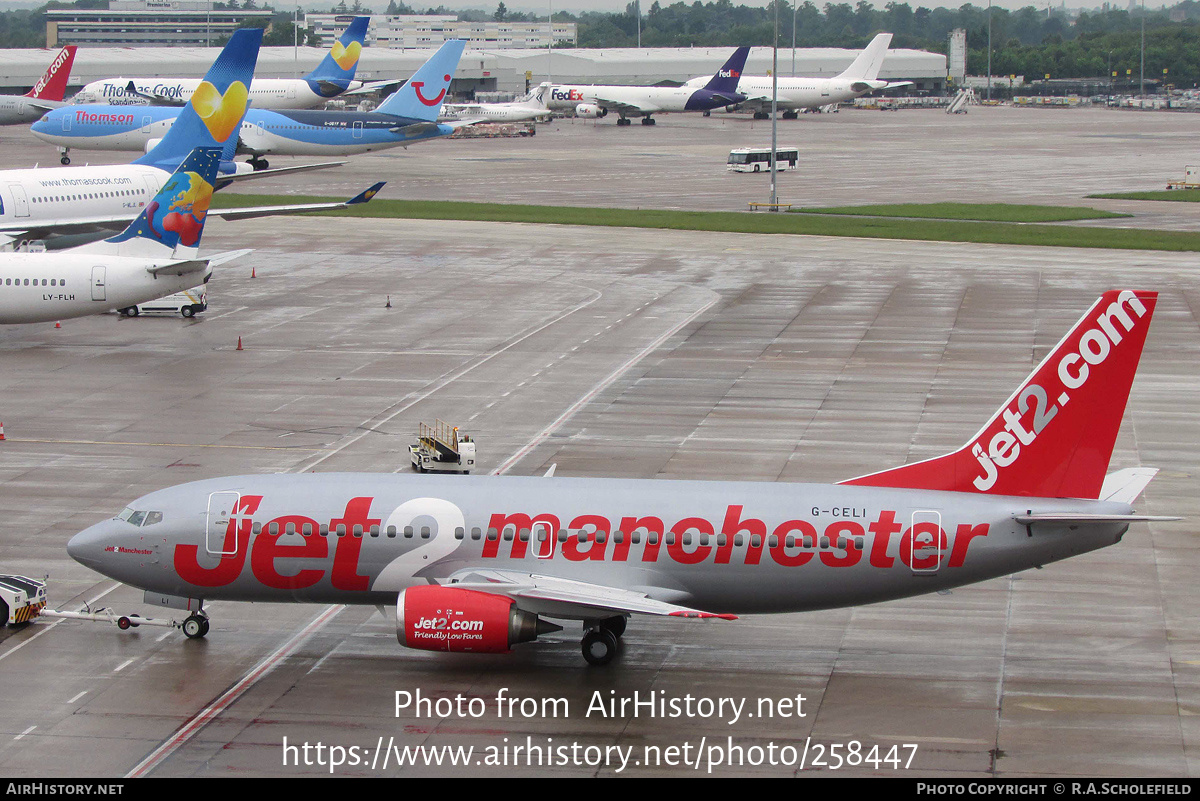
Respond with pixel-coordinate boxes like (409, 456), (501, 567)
(397, 585), (560, 653)
(575, 103), (607, 118)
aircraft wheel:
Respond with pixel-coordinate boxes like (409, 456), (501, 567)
(582, 629), (618, 666)
(600, 615), (627, 638)
(60, 156), (70, 165)
(641, 117), (655, 125)
(182, 614), (208, 639)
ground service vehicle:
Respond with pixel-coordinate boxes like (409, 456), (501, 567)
(410, 420), (476, 473)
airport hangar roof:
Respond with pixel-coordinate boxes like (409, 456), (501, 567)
(0, 44), (946, 95)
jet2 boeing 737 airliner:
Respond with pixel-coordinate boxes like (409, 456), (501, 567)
(68, 291), (1168, 664)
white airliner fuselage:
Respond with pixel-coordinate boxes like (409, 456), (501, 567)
(74, 77), (374, 111)
(0, 252), (211, 324)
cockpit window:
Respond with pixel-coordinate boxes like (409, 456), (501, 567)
(118, 508), (163, 526)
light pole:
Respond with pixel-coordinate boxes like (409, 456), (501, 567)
(791, 1), (797, 76)
(986, 0), (992, 102)
(770, 0), (778, 209)
(1139, 0), (1145, 97)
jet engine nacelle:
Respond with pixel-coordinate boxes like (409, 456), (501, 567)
(397, 585), (560, 654)
(575, 103), (607, 118)
(143, 137), (163, 155)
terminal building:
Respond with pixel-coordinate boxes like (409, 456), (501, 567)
(305, 13), (578, 50)
(46, 0), (273, 48)
(0, 43), (947, 99)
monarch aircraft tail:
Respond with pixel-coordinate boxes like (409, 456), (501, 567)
(840, 290), (1158, 500)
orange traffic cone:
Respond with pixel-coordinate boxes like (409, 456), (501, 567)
(251, 265), (256, 279)
(0, 422), (6, 441)
(236, 336), (243, 351)
(54, 322), (61, 329)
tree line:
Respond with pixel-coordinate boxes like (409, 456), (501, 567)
(4, 1), (1198, 86)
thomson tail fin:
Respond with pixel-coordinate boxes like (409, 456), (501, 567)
(304, 15), (369, 93)
(134, 28), (261, 170)
(26, 46), (76, 101)
(72, 148), (221, 260)
(703, 46), (750, 93)
(836, 32), (892, 81)
(375, 39), (466, 120)
(840, 290), (1158, 500)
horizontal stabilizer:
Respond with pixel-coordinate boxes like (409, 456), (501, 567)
(145, 259), (209, 277)
(1014, 513), (1180, 525)
(205, 248), (253, 267)
(1100, 467), (1159, 504)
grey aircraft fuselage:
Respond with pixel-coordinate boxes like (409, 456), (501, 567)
(68, 472), (1129, 617)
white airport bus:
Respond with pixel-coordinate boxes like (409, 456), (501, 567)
(727, 147), (799, 173)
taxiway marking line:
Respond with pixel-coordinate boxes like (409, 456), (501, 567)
(6, 438), (324, 452)
(493, 295), (717, 475)
(125, 604), (344, 779)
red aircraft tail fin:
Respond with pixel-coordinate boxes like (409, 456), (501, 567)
(839, 290), (1158, 499)
(26, 46), (76, 101)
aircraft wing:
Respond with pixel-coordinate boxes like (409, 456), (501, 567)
(343, 78), (407, 96)
(215, 160), (346, 188)
(592, 95), (662, 116)
(214, 181), (385, 221)
(442, 569), (737, 620)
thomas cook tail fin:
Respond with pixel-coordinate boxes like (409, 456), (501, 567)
(26, 46), (76, 102)
(71, 147), (221, 260)
(304, 15), (369, 94)
(134, 28), (261, 170)
(840, 290), (1158, 500)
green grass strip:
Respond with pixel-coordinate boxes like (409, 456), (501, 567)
(792, 202), (1130, 222)
(211, 194), (1200, 252)
(1088, 188), (1200, 203)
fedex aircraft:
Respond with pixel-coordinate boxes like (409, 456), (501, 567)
(67, 291), (1168, 665)
(33, 40), (467, 169)
(547, 46), (749, 125)
(2, 30), (360, 249)
(0, 46), (76, 125)
(73, 17), (379, 110)
(687, 33), (910, 118)
(0, 147), (245, 324)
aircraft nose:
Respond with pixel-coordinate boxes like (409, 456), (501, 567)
(67, 519), (117, 570)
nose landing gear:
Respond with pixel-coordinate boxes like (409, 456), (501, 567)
(182, 613), (210, 639)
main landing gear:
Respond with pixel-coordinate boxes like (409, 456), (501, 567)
(182, 612), (210, 639)
(580, 615), (627, 666)
(641, 116), (656, 125)
(248, 157), (270, 171)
